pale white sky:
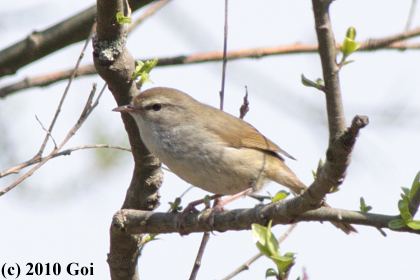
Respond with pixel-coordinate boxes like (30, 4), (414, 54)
(1, 1), (419, 279)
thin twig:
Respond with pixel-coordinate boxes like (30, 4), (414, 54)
(0, 144), (130, 178)
(239, 86), (249, 119)
(189, 232), (211, 280)
(35, 115), (58, 149)
(128, 0), (172, 33)
(0, 84), (105, 196)
(3, 38), (420, 98)
(405, 0), (417, 32)
(219, 0), (229, 110)
(35, 22), (97, 158)
(221, 224), (297, 280)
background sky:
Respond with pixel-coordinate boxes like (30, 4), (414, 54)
(1, 0), (420, 279)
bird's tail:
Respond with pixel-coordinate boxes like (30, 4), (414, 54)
(269, 160), (357, 234)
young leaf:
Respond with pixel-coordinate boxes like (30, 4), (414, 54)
(252, 222), (279, 257)
(409, 171), (420, 200)
(341, 38), (361, 58)
(346, 26), (356, 40)
(301, 74), (323, 90)
(116, 12), (132, 24)
(359, 197), (372, 212)
(407, 220), (420, 230)
(388, 219), (405, 229)
(401, 187), (410, 198)
(265, 268), (278, 278)
(341, 27), (360, 62)
(272, 191), (290, 203)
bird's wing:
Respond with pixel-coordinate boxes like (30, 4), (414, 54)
(203, 105), (296, 160)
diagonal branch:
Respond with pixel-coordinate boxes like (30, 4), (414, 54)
(189, 232), (210, 280)
(0, 0), (156, 78)
(0, 144), (131, 178)
(0, 84), (105, 196)
(35, 22), (97, 159)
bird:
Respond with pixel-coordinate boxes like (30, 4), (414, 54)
(113, 87), (356, 234)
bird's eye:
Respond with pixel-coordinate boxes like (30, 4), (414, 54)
(152, 104), (162, 111)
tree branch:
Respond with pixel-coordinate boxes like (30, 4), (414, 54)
(0, 0), (156, 78)
(0, 144), (131, 178)
(93, 1), (163, 279)
(312, 0), (345, 140)
(189, 232), (210, 280)
(294, 0), (369, 220)
(0, 84), (105, 196)
(111, 201), (420, 235)
(3, 36), (420, 98)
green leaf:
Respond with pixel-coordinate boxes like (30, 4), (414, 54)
(388, 219), (406, 229)
(284, 252), (296, 258)
(329, 186), (340, 193)
(301, 74), (322, 89)
(142, 233), (159, 243)
(313, 159), (324, 179)
(265, 221), (280, 257)
(168, 197), (182, 212)
(271, 254), (295, 274)
(142, 58), (159, 73)
(133, 61), (144, 79)
(203, 195), (212, 208)
(409, 171), (420, 200)
(398, 200), (408, 214)
(271, 255), (295, 263)
(359, 197), (372, 212)
(312, 169), (317, 180)
(401, 187), (410, 198)
(116, 12), (132, 24)
(132, 58), (159, 86)
(265, 268), (278, 278)
(315, 78), (325, 86)
(407, 220), (420, 230)
(400, 193), (410, 203)
(341, 37), (361, 58)
(272, 191), (290, 203)
(252, 221), (280, 257)
(346, 26), (356, 41)
(398, 198), (412, 222)
(401, 212), (413, 222)
(341, 60), (354, 66)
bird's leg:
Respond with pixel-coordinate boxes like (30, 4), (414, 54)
(177, 194), (223, 232)
(208, 188), (254, 228)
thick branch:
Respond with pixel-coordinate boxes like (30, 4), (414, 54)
(0, 0), (155, 78)
(312, 0), (345, 140)
(93, 1), (162, 280)
(303, 116), (369, 206)
(304, 0), (369, 216)
(111, 201), (420, 235)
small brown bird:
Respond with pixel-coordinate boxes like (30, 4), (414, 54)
(114, 87), (356, 234)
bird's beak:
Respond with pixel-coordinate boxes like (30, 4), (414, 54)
(112, 105), (135, 113)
